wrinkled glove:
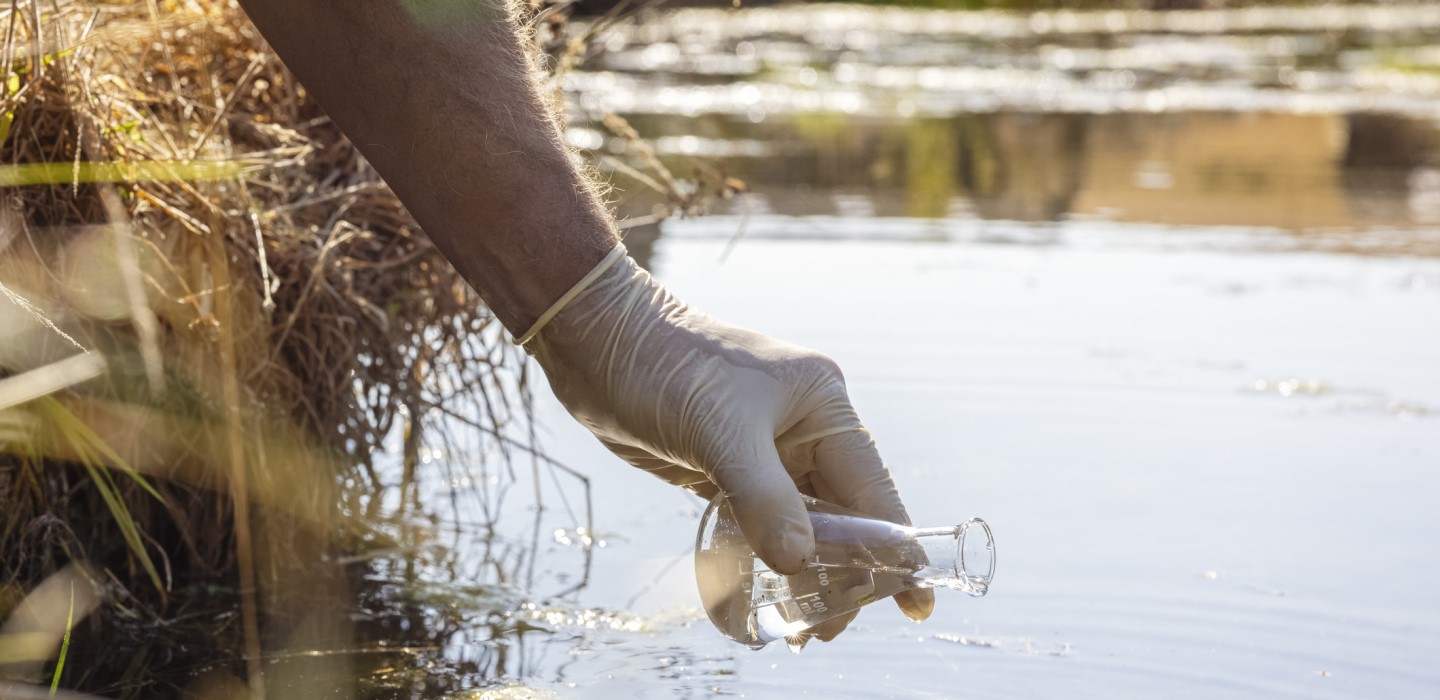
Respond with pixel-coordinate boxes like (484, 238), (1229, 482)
(520, 245), (934, 630)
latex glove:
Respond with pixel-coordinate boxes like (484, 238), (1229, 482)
(521, 245), (935, 630)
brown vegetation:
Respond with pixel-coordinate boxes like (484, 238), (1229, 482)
(0, 0), (534, 693)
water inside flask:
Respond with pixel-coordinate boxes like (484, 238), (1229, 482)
(694, 494), (995, 649)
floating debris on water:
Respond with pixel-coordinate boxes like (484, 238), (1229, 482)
(1372, 401), (1437, 419)
(932, 633), (1002, 649)
(443, 683), (556, 700)
(1246, 377), (1328, 397)
(1245, 584), (1289, 598)
(1245, 382), (1436, 417)
(932, 633), (1073, 658)
(1242, 377), (1437, 418)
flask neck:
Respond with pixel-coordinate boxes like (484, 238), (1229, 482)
(910, 519), (994, 596)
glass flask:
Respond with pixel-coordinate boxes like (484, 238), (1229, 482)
(695, 494), (995, 649)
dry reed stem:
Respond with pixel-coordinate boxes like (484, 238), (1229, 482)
(0, 0), (535, 673)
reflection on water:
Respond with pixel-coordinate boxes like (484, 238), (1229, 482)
(592, 110), (1440, 234)
(566, 3), (1440, 239)
(230, 453), (718, 699)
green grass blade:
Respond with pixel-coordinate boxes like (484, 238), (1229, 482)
(0, 110), (14, 148)
(34, 398), (166, 594)
(0, 160), (245, 187)
(48, 580), (74, 697)
(38, 397), (162, 500)
(2, 72), (19, 147)
(80, 462), (164, 594)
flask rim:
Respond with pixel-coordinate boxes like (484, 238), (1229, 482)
(956, 517), (996, 596)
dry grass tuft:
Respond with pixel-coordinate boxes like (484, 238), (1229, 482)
(0, 0), (537, 689)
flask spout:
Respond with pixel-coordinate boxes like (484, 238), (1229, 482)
(912, 518), (995, 596)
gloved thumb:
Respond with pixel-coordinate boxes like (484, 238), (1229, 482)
(710, 436), (815, 575)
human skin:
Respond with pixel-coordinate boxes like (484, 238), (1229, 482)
(237, 0), (617, 335)
(235, 0), (934, 640)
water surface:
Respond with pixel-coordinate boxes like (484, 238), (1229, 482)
(355, 5), (1440, 697)
(506, 225), (1438, 698)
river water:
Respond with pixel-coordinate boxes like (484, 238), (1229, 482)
(348, 5), (1440, 699)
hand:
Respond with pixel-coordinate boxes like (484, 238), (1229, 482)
(523, 246), (935, 636)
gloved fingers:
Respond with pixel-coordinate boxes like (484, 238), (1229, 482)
(791, 471), (823, 500)
(812, 428), (936, 622)
(812, 427), (909, 528)
(803, 470), (841, 506)
(597, 436), (714, 496)
(646, 464), (719, 501)
(805, 609), (858, 643)
(639, 462), (717, 498)
(709, 437), (815, 575)
(894, 589), (936, 623)
(684, 479), (720, 502)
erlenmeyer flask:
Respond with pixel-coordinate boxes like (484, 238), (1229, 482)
(695, 494), (994, 649)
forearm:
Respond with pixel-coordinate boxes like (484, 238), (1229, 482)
(237, 0), (617, 333)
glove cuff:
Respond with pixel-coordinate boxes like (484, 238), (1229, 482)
(515, 242), (629, 346)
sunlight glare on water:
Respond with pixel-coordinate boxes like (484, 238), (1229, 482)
(570, 4), (1440, 118)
